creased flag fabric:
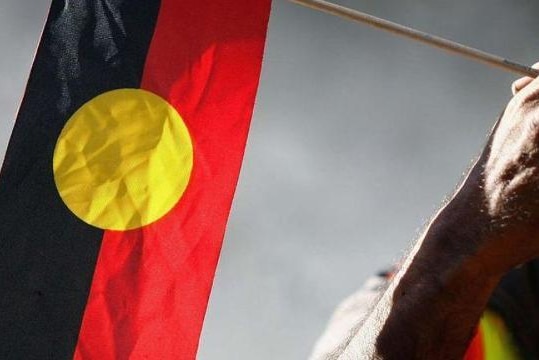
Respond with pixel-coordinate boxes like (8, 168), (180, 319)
(0, 0), (271, 359)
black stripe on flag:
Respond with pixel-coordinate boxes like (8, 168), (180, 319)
(0, 0), (161, 358)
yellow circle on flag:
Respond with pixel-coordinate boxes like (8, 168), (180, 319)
(53, 89), (193, 231)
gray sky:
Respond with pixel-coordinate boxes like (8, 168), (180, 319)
(2, 0), (539, 359)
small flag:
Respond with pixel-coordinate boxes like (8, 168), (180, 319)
(464, 311), (520, 360)
(0, 0), (271, 358)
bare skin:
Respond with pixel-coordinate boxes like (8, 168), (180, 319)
(337, 69), (539, 359)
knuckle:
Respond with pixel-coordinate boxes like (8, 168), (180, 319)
(509, 93), (538, 115)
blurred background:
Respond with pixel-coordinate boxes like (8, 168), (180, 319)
(2, 0), (539, 358)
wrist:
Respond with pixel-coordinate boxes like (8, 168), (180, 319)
(426, 169), (512, 278)
(398, 187), (501, 304)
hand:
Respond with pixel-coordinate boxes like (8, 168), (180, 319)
(473, 65), (539, 272)
(511, 62), (539, 95)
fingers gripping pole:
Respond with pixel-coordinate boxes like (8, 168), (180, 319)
(289, 0), (539, 78)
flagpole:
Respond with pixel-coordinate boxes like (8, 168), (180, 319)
(288, 0), (539, 78)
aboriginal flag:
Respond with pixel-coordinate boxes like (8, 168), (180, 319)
(0, 0), (271, 358)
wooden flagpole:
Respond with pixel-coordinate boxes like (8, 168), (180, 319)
(289, 0), (539, 78)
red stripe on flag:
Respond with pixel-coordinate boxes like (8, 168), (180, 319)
(464, 328), (485, 360)
(74, 1), (271, 358)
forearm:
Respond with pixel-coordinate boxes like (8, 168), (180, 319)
(341, 175), (502, 359)
(334, 73), (539, 359)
